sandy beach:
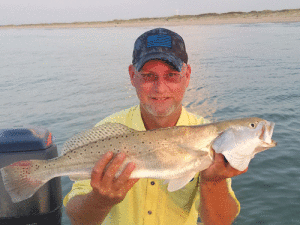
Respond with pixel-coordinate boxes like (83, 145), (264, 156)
(1, 9), (300, 29)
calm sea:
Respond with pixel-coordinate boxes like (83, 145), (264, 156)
(0, 23), (299, 224)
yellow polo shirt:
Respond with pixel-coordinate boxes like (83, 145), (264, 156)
(63, 105), (240, 224)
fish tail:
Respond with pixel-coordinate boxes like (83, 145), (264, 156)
(0, 160), (50, 203)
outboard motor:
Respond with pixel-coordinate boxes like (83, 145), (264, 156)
(0, 127), (62, 225)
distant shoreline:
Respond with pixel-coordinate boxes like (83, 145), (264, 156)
(1, 8), (300, 29)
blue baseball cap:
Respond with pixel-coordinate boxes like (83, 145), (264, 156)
(132, 28), (188, 72)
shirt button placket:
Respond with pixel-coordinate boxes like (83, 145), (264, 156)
(148, 181), (154, 216)
(144, 179), (158, 224)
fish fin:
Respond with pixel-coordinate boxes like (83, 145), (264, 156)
(0, 160), (50, 203)
(61, 123), (137, 155)
(163, 180), (169, 185)
(212, 129), (236, 154)
(167, 172), (197, 192)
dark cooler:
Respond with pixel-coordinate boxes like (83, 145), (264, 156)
(0, 127), (62, 225)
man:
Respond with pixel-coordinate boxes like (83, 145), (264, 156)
(64, 28), (247, 225)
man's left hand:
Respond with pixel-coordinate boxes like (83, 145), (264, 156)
(201, 152), (248, 182)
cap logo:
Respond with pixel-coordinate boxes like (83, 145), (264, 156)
(147, 35), (172, 48)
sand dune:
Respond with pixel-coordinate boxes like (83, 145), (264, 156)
(1, 9), (300, 29)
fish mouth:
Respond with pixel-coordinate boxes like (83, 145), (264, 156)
(259, 121), (277, 148)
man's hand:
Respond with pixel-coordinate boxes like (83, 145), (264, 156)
(199, 152), (248, 225)
(90, 151), (139, 209)
(201, 152), (248, 182)
(66, 151), (139, 225)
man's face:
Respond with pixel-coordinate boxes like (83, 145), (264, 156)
(129, 60), (191, 117)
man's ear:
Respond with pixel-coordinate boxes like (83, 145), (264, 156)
(129, 64), (137, 87)
(185, 64), (191, 87)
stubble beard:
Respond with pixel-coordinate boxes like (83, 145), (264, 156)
(142, 103), (180, 117)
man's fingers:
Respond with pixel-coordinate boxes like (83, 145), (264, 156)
(102, 152), (126, 185)
(214, 153), (226, 164)
(91, 151), (114, 185)
(115, 162), (136, 183)
(225, 160), (248, 178)
(202, 152), (248, 182)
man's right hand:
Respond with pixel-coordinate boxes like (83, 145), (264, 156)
(66, 151), (139, 225)
(90, 151), (139, 209)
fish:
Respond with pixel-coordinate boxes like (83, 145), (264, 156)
(0, 117), (277, 203)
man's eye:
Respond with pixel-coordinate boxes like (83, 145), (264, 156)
(167, 73), (179, 77)
(142, 74), (154, 78)
(165, 73), (181, 82)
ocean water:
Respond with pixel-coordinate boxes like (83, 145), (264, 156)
(0, 23), (299, 224)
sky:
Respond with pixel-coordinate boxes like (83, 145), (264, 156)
(1, 0), (300, 26)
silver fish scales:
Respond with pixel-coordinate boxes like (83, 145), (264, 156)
(1, 117), (277, 203)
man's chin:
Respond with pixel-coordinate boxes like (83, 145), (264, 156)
(143, 105), (177, 117)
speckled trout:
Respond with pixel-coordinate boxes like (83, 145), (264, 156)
(1, 117), (276, 203)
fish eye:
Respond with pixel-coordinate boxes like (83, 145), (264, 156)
(249, 121), (259, 128)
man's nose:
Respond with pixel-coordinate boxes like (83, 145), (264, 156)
(153, 76), (169, 92)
